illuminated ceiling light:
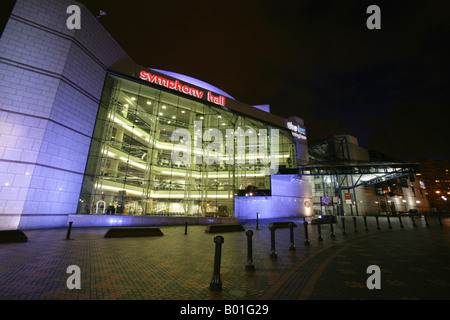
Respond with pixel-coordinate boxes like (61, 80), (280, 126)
(222, 123), (226, 126)
(181, 110), (185, 113)
(147, 101), (151, 105)
(131, 97), (136, 100)
(168, 121), (171, 124)
(159, 113), (163, 116)
(200, 116), (204, 119)
(172, 116), (176, 119)
(162, 105), (166, 109)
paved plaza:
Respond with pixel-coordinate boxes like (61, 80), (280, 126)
(0, 215), (449, 302)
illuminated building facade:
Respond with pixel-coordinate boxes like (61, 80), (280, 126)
(413, 159), (450, 212)
(78, 72), (304, 219)
(0, 0), (311, 230)
(305, 135), (430, 216)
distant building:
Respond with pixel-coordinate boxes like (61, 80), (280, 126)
(304, 135), (430, 216)
(412, 159), (450, 212)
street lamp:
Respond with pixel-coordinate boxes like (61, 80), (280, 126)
(442, 196), (448, 213)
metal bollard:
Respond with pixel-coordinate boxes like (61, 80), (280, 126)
(387, 215), (392, 229)
(353, 216), (358, 232)
(269, 224), (277, 259)
(256, 212), (259, 230)
(438, 213), (443, 226)
(398, 215), (404, 228)
(245, 230), (255, 271)
(424, 214), (429, 227)
(210, 235), (224, 291)
(185, 221), (188, 235)
(66, 221), (73, 240)
(341, 217), (347, 235)
(375, 215), (380, 230)
(289, 222), (296, 251)
(303, 218), (310, 245)
(317, 221), (323, 241)
(411, 215), (417, 227)
(330, 219), (335, 238)
(363, 215), (368, 231)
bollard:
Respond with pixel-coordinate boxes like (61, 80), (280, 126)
(317, 221), (323, 241)
(269, 224), (277, 259)
(330, 219), (336, 238)
(289, 222), (296, 251)
(387, 215), (392, 229)
(303, 218), (310, 245)
(438, 213), (443, 226)
(245, 230), (255, 271)
(185, 221), (188, 235)
(353, 216), (358, 232)
(341, 217), (347, 235)
(375, 215), (380, 230)
(411, 215), (417, 228)
(424, 214), (429, 227)
(66, 221), (73, 240)
(398, 215), (404, 228)
(210, 235), (224, 291)
(256, 212), (259, 230)
(363, 215), (368, 231)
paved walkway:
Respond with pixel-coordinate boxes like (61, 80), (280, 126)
(0, 215), (449, 301)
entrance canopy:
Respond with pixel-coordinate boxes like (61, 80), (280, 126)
(298, 162), (419, 188)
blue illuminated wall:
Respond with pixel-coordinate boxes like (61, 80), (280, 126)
(0, 0), (133, 229)
(234, 174), (312, 220)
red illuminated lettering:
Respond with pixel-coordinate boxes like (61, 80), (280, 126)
(139, 70), (224, 106)
(207, 92), (225, 107)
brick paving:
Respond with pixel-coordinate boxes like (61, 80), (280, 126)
(0, 215), (449, 301)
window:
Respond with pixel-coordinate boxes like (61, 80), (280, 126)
(77, 74), (296, 217)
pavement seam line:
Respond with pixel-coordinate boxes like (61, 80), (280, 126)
(297, 236), (368, 300)
(259, 245), (332, 299)
(261, 231), (384, 300)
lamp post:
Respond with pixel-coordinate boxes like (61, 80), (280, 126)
(442, 196), (448, 213)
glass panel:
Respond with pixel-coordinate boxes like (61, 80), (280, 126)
(78, 74), (298, 218)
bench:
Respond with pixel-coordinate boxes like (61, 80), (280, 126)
(205, 224), (245, 233)
(104, 227), (164, 238)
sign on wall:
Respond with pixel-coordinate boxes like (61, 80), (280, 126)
(140, 70), (226, 108)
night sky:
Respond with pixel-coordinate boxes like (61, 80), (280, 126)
(80, 0), (449, 162)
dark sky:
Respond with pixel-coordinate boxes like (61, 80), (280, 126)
(80, 0), (449, 161)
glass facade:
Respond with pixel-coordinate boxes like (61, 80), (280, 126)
(77, 74), (297, 218)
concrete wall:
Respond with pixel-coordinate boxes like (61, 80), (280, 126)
(0, 0), (132, 229)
